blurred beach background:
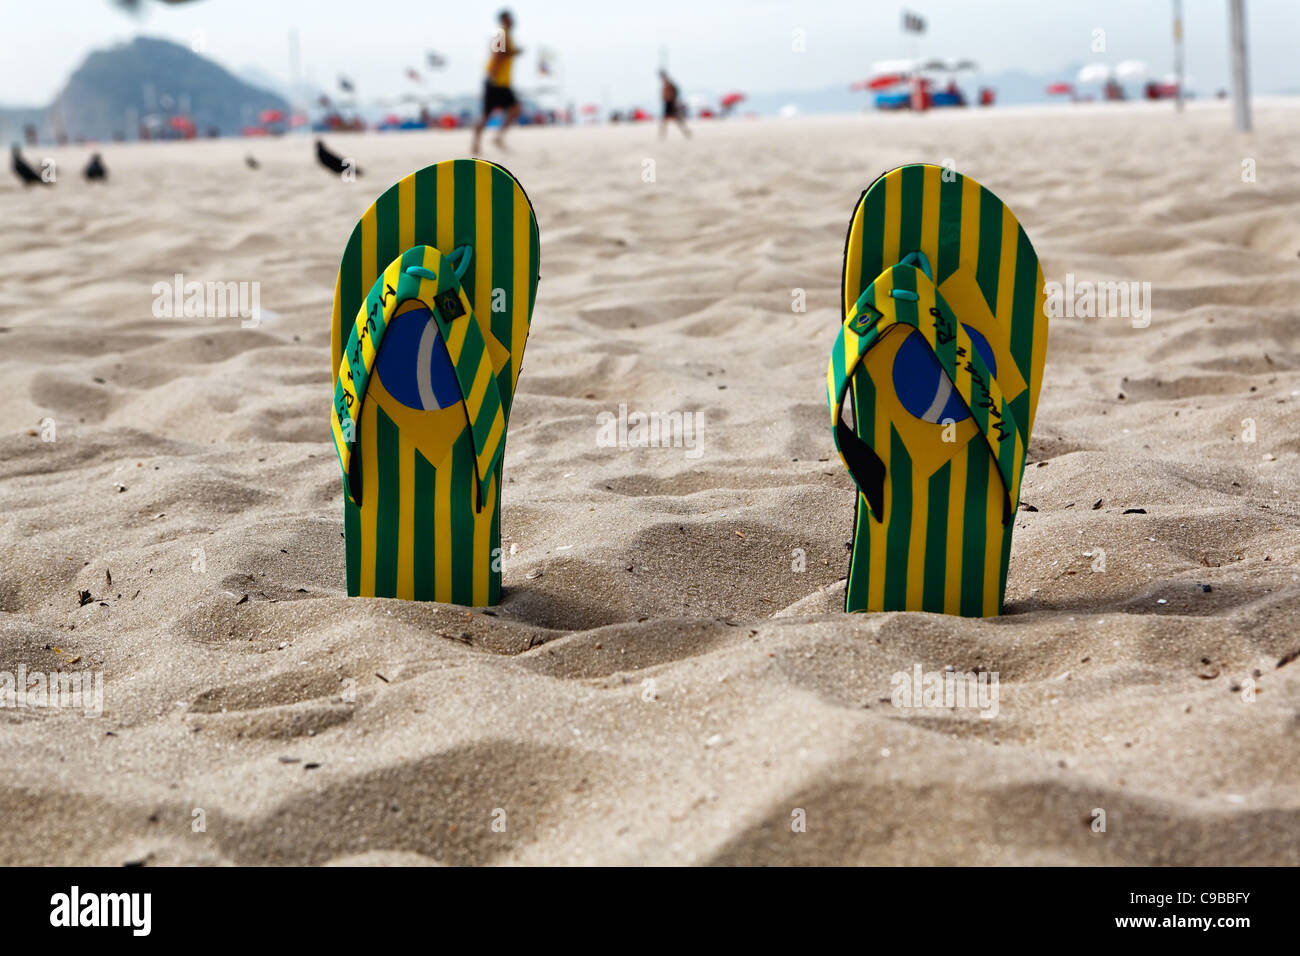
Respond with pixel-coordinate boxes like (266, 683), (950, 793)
(1, 1), (1298, 865)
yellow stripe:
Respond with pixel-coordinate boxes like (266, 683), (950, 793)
(359, 398), (379, 596)
(867, 343), (892, 610)
(472, 474), (494, 606)
(959, 177), (981, 274)
(995, 203), (1018, 328)
(398, 174), (415, 252)
(330, 411), (348, 473)
(478, 411), (505, 469)
(444, 314), (470, 360)
(396, 432), (415, 600)
(434, 442), (453, 599)
(881, 172), (902, 276)
(511, 188), (530, 390)
(361, 205), (377, 298)
(466, 357), (492, 417)
(943, 444), (968, 615)
(1029, 263), (1049, 436)
(844, 202), (864, 316)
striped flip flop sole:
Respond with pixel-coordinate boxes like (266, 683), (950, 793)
(837, 164), (1047, 616)
(331, 159), (539, 605)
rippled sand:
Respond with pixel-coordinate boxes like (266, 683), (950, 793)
(2, 101), (1298, 864)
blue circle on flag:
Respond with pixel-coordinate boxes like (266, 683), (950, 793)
(892, 324), (997, 424)
(374, 307), (461, 411)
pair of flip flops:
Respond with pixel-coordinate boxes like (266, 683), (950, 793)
(830, 164), (1049, 616)
(328, 160), (1045, 619)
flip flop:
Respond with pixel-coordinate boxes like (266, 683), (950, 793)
(330, 159), (540, 605)
(830, 164), (1047, 616)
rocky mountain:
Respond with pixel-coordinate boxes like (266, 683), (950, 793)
(12, 35), (289, 142)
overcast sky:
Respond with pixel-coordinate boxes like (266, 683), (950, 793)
(2, 0), (1296, 108)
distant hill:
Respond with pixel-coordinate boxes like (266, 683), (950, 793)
(6, 36), (289, 143)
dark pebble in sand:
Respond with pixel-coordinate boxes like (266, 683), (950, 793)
(1123, 508), (1146, 514)
(1201, 584), (1212, 592)
(77, 590), (93, 607)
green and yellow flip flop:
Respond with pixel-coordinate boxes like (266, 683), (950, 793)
(330, 159), (539, 605)
(829, 164), (1047, 617)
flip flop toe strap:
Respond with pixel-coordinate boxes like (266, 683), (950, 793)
(827, 263), (1025, 526)
(331, 244), (506, 511)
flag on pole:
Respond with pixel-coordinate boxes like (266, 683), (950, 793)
(902, 10), (926, 33)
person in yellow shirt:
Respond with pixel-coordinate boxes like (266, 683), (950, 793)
(471, 9), (524, 153)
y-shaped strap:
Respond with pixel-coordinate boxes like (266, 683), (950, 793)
(827, 262), (1025, 525)
(331, 244), (506, 512)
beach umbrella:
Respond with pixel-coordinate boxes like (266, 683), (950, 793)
(581, 104), (599, 116)
(871, 58), (917, 77)
(259, 108), (285, 124)
(1076, 63), (1111, 84)
(1115, 59), (1148, 80)
(405, 67), (422, 83)
(1045, 82), (1075, 96)
(720, 91), (746, 108)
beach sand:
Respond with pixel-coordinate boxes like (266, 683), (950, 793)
(1, 102), (1298, 865)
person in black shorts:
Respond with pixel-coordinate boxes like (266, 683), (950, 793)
(659, 69), (691, 140)
(471, 9), (524, 153)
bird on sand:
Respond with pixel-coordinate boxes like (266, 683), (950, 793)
(84, 153), (107, 182)
(11, 145), (48, 186)
(316, 139), (361, 177)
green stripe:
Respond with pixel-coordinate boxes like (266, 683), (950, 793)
(830, 328), (847, 404)
(959, 441), (989, 616)
(453, 323), (486, 401)
(923, 461), (950, 612)
(344, 498), (360, 595)
(936, 172), (963, 284)
(882, 425), (912, 609)
(1010, 224), (1038, 390)
(449, 432), (477, 605)
(997, 512), (1014, 614)
(472, 373), (502, 448)
(488, 171), (514, 408)
(859, 186), (886, 295)
(415, 165), (439, 259)
(997, 396), (1019, 503)
(891, 266), (919, 328)
(488, 468), (502, 605)
(974, 186), (1002, 313)
(898, 165), (924, 260)
(452, 159), (477, 279)
(339, 234), (361, 367)
(412, 450), (437, 600)
(373, 406), (401, 597)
